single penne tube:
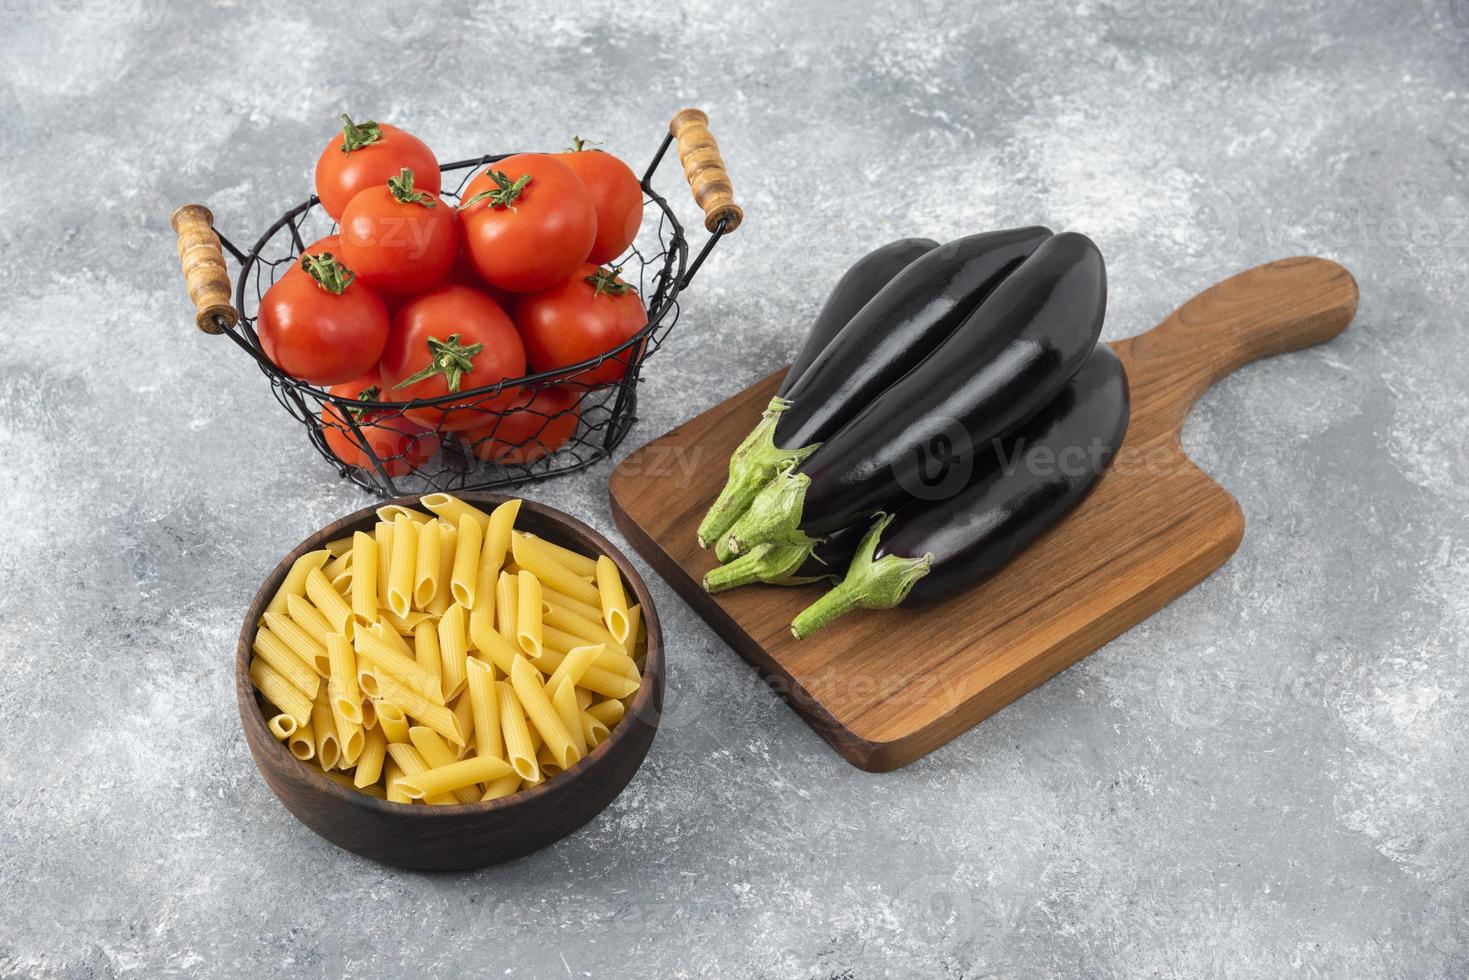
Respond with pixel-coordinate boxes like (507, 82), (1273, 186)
(510, 655), (579, 770)
(267, 713), (297, 741)
(283, 593), (335, 651)
(576, 687), (593, 711)
(387, 514), (418, 618)
(468, 562), (498, 654)
(582, 711), (611, 748)
(384, 758), (409, 803)
(438, 604), (470, 701)
(535, 744), (563, 779)
(328, 567), (354, 593)
(337, 714), (364, 767)
(428, 521), (458, 616)
(450, 513), (485, 608)
(311, 691), (341, 771)
(576, 664), (642, 701)
(361, 696), (377, 730)
(514, 530), (598, 577)
(287, 718), (315, 760)
(544, 643), (602, 696)
(586, 699), (625, 727)
(264, 549), (330, 618)
(594, 555), (631, 644)
(251, 627), (321, 699)
(354, 627), (445, 704)
(368, 670), (464, 746)
(374, 521), (393, 604)
(408, 727), (481, 803)
(541, 588), (605, 626)
(451, 691), (475, 759)
(324, 535), (355, 558)
(374, 700), (410, 743)
(511, 535), (601, 605)
(354, 726), (388, 787)
(413, 518), (443, 610)
(304, 567), (354, 637)
(323, 549), (352, 581)
(465, 657), (502, 762)
(516, 570), (543, 658)
(377, 503), (430, 525)
(326, 634), (364, 726)
(369, 620), (415, 657)
(400, 755), (513, 800)
(351, 531), (378, 625)
(249, 657), (313, 728)
(495, 570), (518, 645)
(471, 624), (520, 677)
(384, 743), (456, 805)
(480, 773), (520, 801)
(379, 606), (432, 635)
(412, 620), (443, 689)
(541, 604), (626, 655)
(551, 677), (587, 759)
(627, 603), (644, 651)
(538, 634), (638, 680)
(495, 680), (539, 782)
(421, 492), (493, 533)
(484, 498), (521, 567)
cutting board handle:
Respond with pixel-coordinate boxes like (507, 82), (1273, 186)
(1113, 256), (1358, 444)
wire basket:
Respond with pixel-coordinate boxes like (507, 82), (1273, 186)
(171, 109), (741, 497)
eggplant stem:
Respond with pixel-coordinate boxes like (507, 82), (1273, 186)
(702, 542), (812, 593)
(790, 514), (931, 639)
(696, 397), (816, 549)
(722, 468), (812, 558)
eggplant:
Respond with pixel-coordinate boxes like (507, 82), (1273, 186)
(790, 344), (1129, 637)
(704, 519), (865, 593)
(778, 238), (940, 398)
(696, 226), (1052, 548)
(717, 232), (1106, 581)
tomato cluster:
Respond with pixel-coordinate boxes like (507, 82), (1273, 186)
(257, 115), (650, 476)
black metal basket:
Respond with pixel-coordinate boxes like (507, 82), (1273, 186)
(173, 110), (740, 497)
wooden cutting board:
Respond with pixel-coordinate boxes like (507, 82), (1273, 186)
(609, 257), (1359, 771)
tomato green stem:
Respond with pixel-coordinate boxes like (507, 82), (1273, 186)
(300, 252), (356, 294)
(339, 114), (383, 153)
(565, 134), (602, 153)
(348, 385), (381, 422)
(459, 169), (532, 211)
(790, 514), (931, 639)
(393, 333), (484, 393)
(696, 397), (818, 550)
(585, 265), (631, 296)
(387, 168), (436, 207)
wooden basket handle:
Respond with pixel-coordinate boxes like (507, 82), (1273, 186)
(669, 109), (743, 234)
(170, 204), (239, 334)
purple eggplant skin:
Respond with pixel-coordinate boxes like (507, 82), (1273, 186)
(774, 226), (1053, 450)
(756, 230), (1108, 548)
(882, 343), (1128, 605)
(778, 238), (940, 398)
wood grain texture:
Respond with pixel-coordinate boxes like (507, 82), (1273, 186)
(669, 108), (743, 234)
(610, 256), (1358, 772)
(236, 494), (663, 870)
(170, 204), (238, 333)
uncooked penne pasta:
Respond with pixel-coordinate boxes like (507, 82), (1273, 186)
(374, 700), (410, 743)
(408, 727), (480, 803)
(515, 531), (598, 578)
(471, 623), (519, 676)
(481, 773), (521, 801)
(450, 513), (485, 608)
(576, 688), (593, 711)
(516, 570), (543, 658)
(496, 570), (518, 646)
(496, 680), (538, 782)
(413, 620), (443, 692)
(384, 743), (456, 805)
(250, 657), (313, 728)
(367, 670), (464, 747)
(288, 719), (315, 761)
(551, 677), (587, 759)
(281, 596), (335, 665)
(400, 755), (513, 800)
(267, 714), (297, 741)
(351, 531), (378, 625)
(427, 521), (457, 616)
(544, 643), (602, 696)
(484, 498), (521, 568)
(354, 726), (387, 788)
(377, 503), (430, 525)
(384, 758), (408, 803)
(304, 567), (354, 637)
(323, 549), (352, 581)
(387, 513), (418, 618)
(354, 626), (444, 704)
(512, 535), (600, 605)
(465, 657), (502, 762)
(469, 562), (498, 654)
(380, 606), (432, 635)
(586, 699), (624, 728)
(451, 691), (475, 759)
(627, 603), (644, 650)
(510, 655), (579, 770)
(541, 588), (604, 628)
(437, 603), (470, 700)
(324, 535), (355, 558)
(421, 492), (493, 534)
(414, 517), (442, 610)
(595, 555), (631, 644)
(360, 696), (377, 730)
(542, 606), (626, 655)
(326, 634), (363, 726)
(369, 620), (415, 657)
(535, 744), (563, 779)
(582, 711), (611, 748)
(251, 626), (321, 699)
(265, 550), (330, 618)
(374, 521), (393, 604)
(312, 691), (341, 771)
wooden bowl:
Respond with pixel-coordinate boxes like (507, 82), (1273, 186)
(235, 493), (663, 870)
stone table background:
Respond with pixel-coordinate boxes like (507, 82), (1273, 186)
(2, 1), (1466, 976)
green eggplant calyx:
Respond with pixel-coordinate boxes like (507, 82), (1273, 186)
(722, 467), (812, 558)
(790, 514), (931, 639)
(696, 397), (816, 548)
(459, 169), (532, 211)
(387, 168), (436, 207)
(339, 114), (383, 152)
(702, 541), (813, 594)
(300, 252), (356, 294)
(393, 333), (484, 393)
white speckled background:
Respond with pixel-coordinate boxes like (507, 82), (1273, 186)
(3, 0), (1467, 975)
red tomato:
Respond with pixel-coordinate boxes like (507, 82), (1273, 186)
(378, 285), (526, 430)
(463, 386), (582, 465)
(340, 168), (457, 297)
(458, 153), (596, 292)
(280, 235), (340, 281)
(314, 115), (440, 221)
(561, 140), (643, 264)
(512, 264), (647, 386)
(258, 253), (389, 385)
(320, 371), (441, 476)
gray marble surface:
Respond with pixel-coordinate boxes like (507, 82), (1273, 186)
(3, 1), (1467, 976)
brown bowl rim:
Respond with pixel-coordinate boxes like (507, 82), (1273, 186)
(235, 492), (663, 819)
